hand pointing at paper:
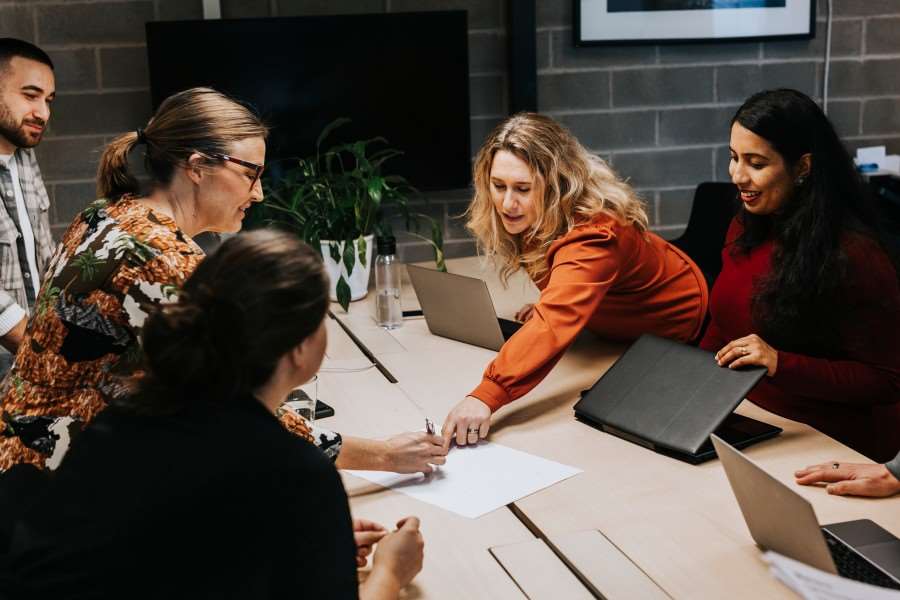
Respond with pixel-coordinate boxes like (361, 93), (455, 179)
(442, 395), (491, 449)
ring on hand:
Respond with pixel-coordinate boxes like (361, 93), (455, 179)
(832, 462), (840, 470)
(467, 427), (479, 434)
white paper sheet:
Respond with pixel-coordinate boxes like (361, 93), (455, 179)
(764, 551), (900, 600)
(345, 441), (582, 519)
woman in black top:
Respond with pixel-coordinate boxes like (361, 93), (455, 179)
(1, 230), (423, 599)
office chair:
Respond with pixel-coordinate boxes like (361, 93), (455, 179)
(670, 182), (740, 289)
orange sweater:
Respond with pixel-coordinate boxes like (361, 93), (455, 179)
(471, 214), (708, 411)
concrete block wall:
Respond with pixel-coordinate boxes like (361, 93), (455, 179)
(0, 0), (204, 239)
(537, 0), (900, 239)
(1, 0), (899, 256)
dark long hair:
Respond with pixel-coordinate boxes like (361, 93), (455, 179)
(732, 89), (892, 354)
(130, 229), (329, 412)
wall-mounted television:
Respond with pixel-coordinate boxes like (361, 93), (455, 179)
(146, 11), (471, 191)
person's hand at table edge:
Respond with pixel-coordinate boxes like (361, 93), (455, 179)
(353, 518), (388, 567)
(442, 396), (491, 450)
(795, 461), (900, 497)
(361, 516), (424, 600)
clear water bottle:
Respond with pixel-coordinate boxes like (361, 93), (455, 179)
(374, 236), (402, 329)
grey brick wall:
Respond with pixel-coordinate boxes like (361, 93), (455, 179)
(538, 0), (900, 239)
(0, 0), (204, 240)
(2, 0), (899, 255)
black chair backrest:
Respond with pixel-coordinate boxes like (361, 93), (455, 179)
(671, 182), (740, 288)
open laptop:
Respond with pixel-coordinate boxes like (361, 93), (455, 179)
(573, 334), (781, 464)
(406, 264), (522, 351)
(712, 435), (900, 590)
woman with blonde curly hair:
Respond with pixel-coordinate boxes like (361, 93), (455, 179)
(442, 113), (709, 446)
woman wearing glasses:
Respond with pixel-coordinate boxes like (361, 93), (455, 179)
(0, 87), (445, 477)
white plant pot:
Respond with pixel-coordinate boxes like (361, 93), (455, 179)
(320, 234), (374, 303)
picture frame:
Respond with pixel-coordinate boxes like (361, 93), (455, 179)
(575, 0), (815, 46)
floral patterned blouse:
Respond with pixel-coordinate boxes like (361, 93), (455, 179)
(0, 197), (341, 472)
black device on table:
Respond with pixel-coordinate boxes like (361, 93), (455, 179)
(574, 334), (781, 464)
(286, 388), (335, 420)
(314, 400), (335, 420)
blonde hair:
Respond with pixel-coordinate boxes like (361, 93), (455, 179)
(97, 87), (268, 200)
(467, 112), (648, 283)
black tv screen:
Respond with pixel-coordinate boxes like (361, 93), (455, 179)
(146, 11), (471, 190)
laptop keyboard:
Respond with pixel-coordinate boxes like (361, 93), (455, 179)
(824, 529), (900, 590)
(498, 318), (522, 340)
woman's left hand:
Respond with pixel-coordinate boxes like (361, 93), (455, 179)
(353, 518), (388, 567)
(795, 462), (900, 498)
(715, 334), (778, 377)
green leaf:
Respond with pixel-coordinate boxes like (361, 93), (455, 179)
(357, 235), (367, 267)
(329, 242), (341, 264)
(336, 276), (351, 312)
(367, 176), (384, 204)
(342, 238), (355, 276)
(432, 219), (446, 272)
(316, 117), (351, 151)
(252, 118), (437, 259)
(370, 149), (403, 170)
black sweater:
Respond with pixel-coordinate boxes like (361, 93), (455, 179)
(0, 396), (358, 599)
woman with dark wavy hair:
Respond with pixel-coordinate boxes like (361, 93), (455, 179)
(701, 88), (900, 461)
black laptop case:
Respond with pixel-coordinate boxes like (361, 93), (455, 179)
(574, 334), (779, 462)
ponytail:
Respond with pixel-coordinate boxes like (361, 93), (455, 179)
(95, 87), (267, 202)
(140, 290), (251, 406)
(96, 131), (142, 200)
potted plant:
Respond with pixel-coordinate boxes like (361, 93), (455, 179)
(251, 119), (445, 311)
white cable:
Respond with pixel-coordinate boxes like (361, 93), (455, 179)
(319, 364), (376, 374)
(823, 0), (833, 115)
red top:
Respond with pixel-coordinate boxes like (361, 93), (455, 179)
(471, 213), (708, 411)
(700, 218), (900, 462)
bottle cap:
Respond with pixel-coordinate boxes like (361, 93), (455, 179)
(377, 235), (397, 255)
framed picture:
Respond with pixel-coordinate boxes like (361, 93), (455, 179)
(575, 0), (815, 46)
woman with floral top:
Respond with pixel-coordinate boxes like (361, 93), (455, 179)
(0, 87), (445, 475)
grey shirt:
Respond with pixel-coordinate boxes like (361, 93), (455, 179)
(886, 453), (900, 480)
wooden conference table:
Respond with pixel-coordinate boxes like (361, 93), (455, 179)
(315, 256), (900, 599)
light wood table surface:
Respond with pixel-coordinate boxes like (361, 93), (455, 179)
(317, 316), (533, 599)
(329, 256), (900, 599)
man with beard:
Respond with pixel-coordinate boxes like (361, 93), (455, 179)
(0, 39), (55, 375)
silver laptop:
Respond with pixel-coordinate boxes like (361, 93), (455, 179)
(405, 264), (522, 351)
(712, 434), (900, 590)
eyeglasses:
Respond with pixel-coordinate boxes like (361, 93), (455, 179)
(205, 152), (265, 191)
